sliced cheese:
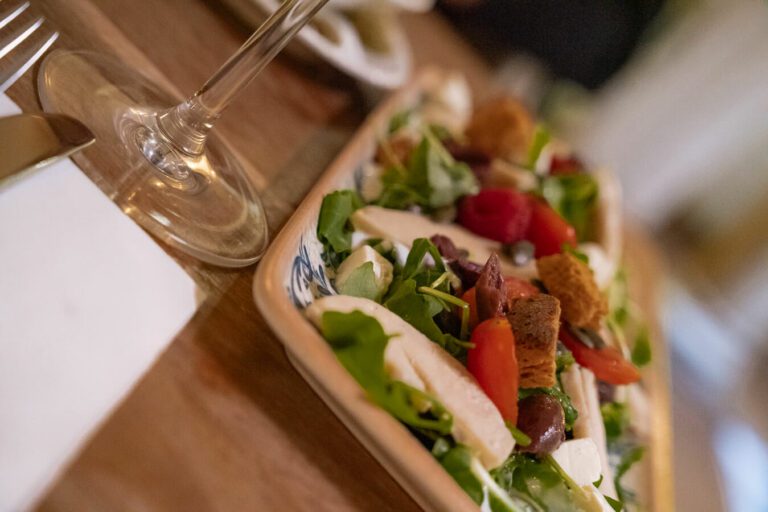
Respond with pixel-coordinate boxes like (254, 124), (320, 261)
(305, 295), (424, 391)
(306, 295), (514, 469)
(351, 206), (537, 279)
(561, 364), (618, 499)
(551, 438), (603, 487)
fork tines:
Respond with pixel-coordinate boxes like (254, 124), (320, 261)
(0, 0), (58, 92)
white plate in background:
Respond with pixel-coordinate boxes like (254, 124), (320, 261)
(218, 0), (426, 89)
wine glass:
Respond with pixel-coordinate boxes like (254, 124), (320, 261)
(37, 0), (330, 267)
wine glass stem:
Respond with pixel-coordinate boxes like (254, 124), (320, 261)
(156, 0), (330, 157)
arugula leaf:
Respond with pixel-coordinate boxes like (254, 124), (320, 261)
(337, 262), (382, 301)
(631, 325), (652, 367)
(607, 268), (629, 327)
(383, 238), (470, 356)
(556, 344), (575, 374)
(384, 279), (469, 356)
(401, 237), (447, 279)
(527, 124), (551, 169)
(506, 422), (532, 447)
(494, 453), (586, 511)
(377, 135), (478, 211)
(541, 173), (598, 241)
(605, 495), (623, 512)
(320, 310), (452, 434)
(388, 109), (413, 134)
(317, 190), (363, 256)
(564, 245), (590, 265)
(440, 447), (539, 512)
(601, 402), (629, 441)
(519, 387), (578, 431)
(614, 446), (645, 505)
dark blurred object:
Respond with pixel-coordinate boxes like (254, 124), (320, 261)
(439, 0), (665, 88)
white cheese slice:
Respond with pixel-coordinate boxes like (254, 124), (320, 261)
(335, 245), (394, 297)
(561, 364), (618, 499)
(305, 295), (424, 391)
(306, 295), (515, 469)
(551, 438), (603, 487)
(351, 206), (537, 279)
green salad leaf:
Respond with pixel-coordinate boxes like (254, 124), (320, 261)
(541, 173), (598, 241)
(320, 310), (452, 434)
(601, 402), (629, 441)
(493, 453), (592, 511)
(383, 238), (470, 356)
(527, 124), (551, 169)
(556, 344), (576, 374)
(388, 109), (413, 134)
(604, 495), (623, 512)
(337, 261), (382, 302)
(614, 446), (645, 505)
(440, 446), (541, 512)
(377, 133), (478, 211)
(317, 189), (363, 259)
(631, 325), (652, 367)
(519, 386), (579, 431)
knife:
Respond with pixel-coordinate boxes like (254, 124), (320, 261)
(0, 113), (95, 188)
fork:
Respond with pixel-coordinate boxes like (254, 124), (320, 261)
(0, 0), (58, 92)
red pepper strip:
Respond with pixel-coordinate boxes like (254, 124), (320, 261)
(559, 325), (641, 385)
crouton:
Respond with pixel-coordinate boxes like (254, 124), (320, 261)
(537, 253), (608, 330)
(508, 294), (561, 388)
(465, 97), (535, 164)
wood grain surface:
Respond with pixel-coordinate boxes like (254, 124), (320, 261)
(12, 2), (487, 511)
(5, 2), (669, 511)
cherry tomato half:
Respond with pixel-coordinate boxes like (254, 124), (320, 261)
(559, 325), (641, 385)
(526, 197), (577, 258)
(467, 318), (519, 423)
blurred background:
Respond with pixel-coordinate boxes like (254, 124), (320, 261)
(437, 0), (768, 510)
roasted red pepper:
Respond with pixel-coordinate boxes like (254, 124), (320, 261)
(559, 325), (641, 385)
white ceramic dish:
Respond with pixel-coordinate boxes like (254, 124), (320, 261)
(219, 0), (416, 89)
(253, 68), (673, 511)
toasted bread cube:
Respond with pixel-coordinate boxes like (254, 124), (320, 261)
(537, 253), (608, 330)
(508, 294), (561, 388)
(465, 97), (535, 164)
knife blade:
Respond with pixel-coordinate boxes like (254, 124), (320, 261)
(0, 113), (95, 188)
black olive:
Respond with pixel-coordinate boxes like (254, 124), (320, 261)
(516, 394), (566, 455)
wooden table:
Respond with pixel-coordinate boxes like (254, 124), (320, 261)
(8, 2), (489, 510)
(9, 2), (670, 511)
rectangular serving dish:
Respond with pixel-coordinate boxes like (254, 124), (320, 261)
(253, 68), (673, 512)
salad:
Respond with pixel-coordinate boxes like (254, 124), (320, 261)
(305, 74), (653, 512)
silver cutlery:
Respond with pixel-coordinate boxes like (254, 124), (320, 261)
(0, 0), (58, 92)
(0, 113), (94, 188)
(0, 1), (94, 188)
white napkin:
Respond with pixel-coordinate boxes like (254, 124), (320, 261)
(0, 94), (199, 511)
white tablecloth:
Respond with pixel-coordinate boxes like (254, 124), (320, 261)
(0, 94), (199, 511)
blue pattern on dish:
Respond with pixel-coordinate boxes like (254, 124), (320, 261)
(286, 168), (366, 308)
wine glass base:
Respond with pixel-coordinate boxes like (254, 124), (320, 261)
(37, 50), (269, 268)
